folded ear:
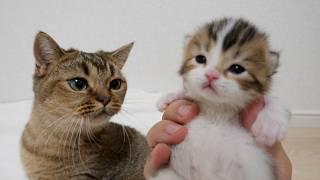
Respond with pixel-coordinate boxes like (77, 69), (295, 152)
(268, 51), (280, 76)
(183, 34), (193, 47)
(33, 32), (64, 76)
(110, 42), (134, 69)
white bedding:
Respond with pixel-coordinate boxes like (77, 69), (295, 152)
(0, 89), (162, 179)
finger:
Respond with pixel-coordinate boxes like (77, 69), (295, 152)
(241, 96), (265, 129)
(144, 144), (171, 178)
(162, 99), (199, 124)
(147, 120), (188, 147)
(266, 142), (292, 180)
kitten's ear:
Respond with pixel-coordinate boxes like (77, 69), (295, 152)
(33, 32), (64, 76)
(183, 34), (192, 47)
(110, 42), (134, 69)
(268, 51), (280, 76)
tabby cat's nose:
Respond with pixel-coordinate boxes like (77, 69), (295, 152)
(96, 96), (110, 106)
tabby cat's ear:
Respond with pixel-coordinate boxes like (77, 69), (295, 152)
(268, 51), (280, 76)
(33, 32), (64, 76)
(109, 42), (134, 69)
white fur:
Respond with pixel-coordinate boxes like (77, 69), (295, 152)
(157, 90), (186, 112)
(251, 96), (291, 146)
(208, 19), (236, 67)
(152, 97), (280, 180)
(151, 20), (290, 180)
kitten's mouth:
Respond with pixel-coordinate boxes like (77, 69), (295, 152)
(202, 82), (218, 95)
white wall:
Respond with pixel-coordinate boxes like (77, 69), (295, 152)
(1, 0), (320, 117)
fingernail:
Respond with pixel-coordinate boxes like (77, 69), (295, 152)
(177, 104), (192, 117)
(165, 124), (182, 135)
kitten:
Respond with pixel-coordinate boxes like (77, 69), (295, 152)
(21, 32), (149, 180)
(151, 18), (290, 180)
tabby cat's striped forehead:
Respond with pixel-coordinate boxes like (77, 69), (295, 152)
(58, 50), (119, 77)
(79, 52), (116, 75)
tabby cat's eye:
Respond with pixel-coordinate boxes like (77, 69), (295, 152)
(195, 55), (207, 64)
(110, 79), (121, 90)
(229, 64), (246, 74)
(68, 78), (88, 91)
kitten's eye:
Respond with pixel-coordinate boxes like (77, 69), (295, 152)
(68, 78), (88, 91)
(110, 79), (121, 90)
(229, 64), (246, 74)
(195, 55), (207, 64)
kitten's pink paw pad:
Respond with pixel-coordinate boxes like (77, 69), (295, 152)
(251, 97), (290, 146)
(157, 92), (185, 112)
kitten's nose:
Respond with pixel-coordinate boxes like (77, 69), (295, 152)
(96, 96), (110, 106)
(205, 70), (220, 82)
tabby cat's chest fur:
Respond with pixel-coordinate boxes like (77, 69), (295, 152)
(22, 122), (148, 180)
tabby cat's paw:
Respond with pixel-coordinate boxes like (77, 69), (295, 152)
(251, 96), (291, 146)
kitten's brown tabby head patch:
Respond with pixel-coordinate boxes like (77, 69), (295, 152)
(180, 18), (279, 106)
(33, 32), (133, 127)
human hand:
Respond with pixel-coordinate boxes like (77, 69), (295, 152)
(241, 97), (292, 180)
(144, 98), (292, 180)
(144, 100), (199, 178)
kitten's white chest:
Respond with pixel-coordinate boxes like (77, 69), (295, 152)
(169, 115), (274, 180)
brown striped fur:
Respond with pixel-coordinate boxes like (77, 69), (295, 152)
(180, 18), (279, 97)
(21, 32), (149, 180)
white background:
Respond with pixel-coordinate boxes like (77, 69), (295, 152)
(1, 0), (320, 113)
(0, 1), (319, 178)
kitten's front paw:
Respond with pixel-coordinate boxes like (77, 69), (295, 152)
(157, 91), (185, 112)
(251, 96), (291, 146)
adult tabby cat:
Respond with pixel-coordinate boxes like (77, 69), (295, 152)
(21, 32), (149, 180)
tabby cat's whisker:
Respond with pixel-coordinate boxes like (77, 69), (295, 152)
(32, 113), (72, 154)
(121, 125), (132, 173)
(64, 118), (78, 171)
(57, 118), (75, 167)
(77, 119), (87, 170)
(119, 108), (149, 130)
(87, 117), (99, 145)
(61, 118), (77, 169)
